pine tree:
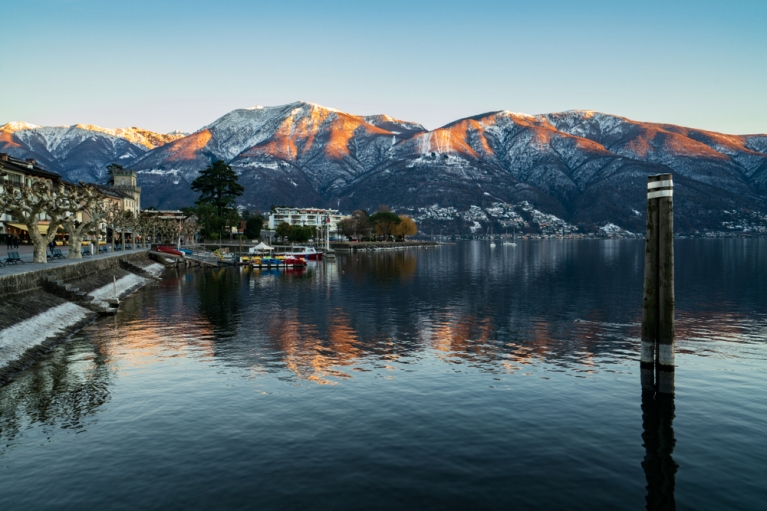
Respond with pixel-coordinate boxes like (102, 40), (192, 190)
(190, 160), (244, 217)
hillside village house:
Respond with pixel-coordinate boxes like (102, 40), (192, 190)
(0, 152), (141, 244)
(268, 207), (346, 235)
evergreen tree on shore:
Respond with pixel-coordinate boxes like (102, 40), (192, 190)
(191, 160), (244, 217)
(190, 160), (244, 237)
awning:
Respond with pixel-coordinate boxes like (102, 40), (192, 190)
(5, 222), (50, 235)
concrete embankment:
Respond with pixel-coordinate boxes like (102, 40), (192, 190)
(0, 252), (166, 384)
(330, 241), (439, 252)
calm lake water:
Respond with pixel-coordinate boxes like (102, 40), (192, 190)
(1, 240), (766, 510)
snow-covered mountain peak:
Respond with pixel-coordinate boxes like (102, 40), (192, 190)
(296, 101), (341, 113)
(499, 110), (537, 120)
(1, 121), (41, 132)
(361, 114), (426, 135)
(201, 103), (309, 159)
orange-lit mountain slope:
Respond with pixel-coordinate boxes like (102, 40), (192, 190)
(4, 103), (765, 233)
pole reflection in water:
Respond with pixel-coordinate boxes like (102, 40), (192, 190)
(641, 367), (678, 511)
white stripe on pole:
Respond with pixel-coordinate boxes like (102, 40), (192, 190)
(648, 190), (673, 200)
(647, 180), (673, 190)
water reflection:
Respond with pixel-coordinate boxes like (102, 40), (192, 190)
(0, 240), (765, 510)
(344, 250), (418, 282)
(197, 268), (244, 338)
(174, 240), (767, 384)
(641, 369), (678, 510)
(0, 338), (112, 450)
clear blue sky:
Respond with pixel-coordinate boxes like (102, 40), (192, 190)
(3, 0), (766, 134)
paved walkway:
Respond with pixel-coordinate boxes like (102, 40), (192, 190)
(0, 246), (150, 278)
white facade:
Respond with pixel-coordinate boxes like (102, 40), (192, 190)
(268, 207), (346, 233)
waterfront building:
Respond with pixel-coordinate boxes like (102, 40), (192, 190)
(267, 207), (347, 234)
(0, 153), (61, 241)
(0, 153), (143, 243)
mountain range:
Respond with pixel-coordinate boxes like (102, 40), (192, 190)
(2, 102), (766, 233)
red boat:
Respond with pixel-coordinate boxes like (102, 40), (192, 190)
(280, 246), (322, 261)
(157, 245), (184, 257)
(282, 256), (307, 266)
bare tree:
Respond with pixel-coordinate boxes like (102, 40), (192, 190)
(115, 211), (134, 249)
(0, 173), (67, 263)
(160, 218), (181, 245)
(180, 216), (199, 247)
(102, 202), (123, 252)
(134, 213), (151, 248)
(58, 183), (106, 259)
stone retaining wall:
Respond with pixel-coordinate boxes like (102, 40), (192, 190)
(0, 252), (150, 295)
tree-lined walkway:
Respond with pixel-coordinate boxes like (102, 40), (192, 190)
(0, 246), (148, 278)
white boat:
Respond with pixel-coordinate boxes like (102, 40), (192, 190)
(503, 228), (517, 246)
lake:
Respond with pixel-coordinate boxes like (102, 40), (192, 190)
(1, 240), (766, 510)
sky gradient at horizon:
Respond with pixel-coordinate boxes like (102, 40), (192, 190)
(2, 0), (766, 134)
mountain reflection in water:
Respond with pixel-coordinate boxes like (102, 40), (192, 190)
(0, 240), (765, 511)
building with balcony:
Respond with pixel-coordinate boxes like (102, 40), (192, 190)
(267, 207), (346, 233)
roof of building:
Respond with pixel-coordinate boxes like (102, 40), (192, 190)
(0, 153), (61, 181)
(91, 183), (134, 201)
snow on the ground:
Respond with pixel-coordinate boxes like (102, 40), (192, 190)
(89, 274), (147, 300)
(0, 302), (91, 370)
(143, 263), (166, 278)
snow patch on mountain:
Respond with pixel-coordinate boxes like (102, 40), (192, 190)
(137, 168), (181, 176)
(600, 222), (631, 234)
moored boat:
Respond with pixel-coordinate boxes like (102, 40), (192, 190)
(157, 245), (184, 257)
(278, 246), (323, 261)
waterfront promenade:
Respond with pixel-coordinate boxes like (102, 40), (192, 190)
(0, 246), (149, 279)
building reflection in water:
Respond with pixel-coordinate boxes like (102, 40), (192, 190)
(641, 367), (678, 510)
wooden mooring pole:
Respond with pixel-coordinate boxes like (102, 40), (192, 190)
(642, 174), (675, 370)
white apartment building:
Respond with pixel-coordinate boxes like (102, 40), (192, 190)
(268, 207), (347, 233)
